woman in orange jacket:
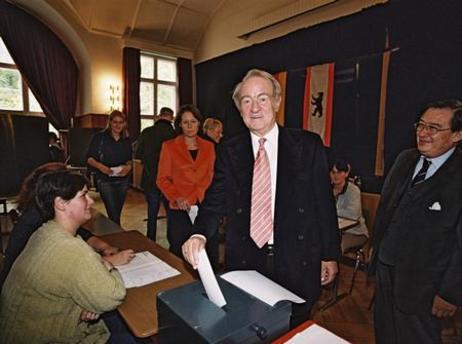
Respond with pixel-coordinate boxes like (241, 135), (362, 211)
(157, 104), (215, 257)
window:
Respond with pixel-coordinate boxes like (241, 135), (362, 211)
(139, 53), (177, 131)
(0, 37), (59, 134)
(0, 37), (43, 115)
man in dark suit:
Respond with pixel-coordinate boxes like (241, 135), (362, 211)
(135, 107), (176, 241)
(182, 69), (339, 327)
(371, 99), (462, 343)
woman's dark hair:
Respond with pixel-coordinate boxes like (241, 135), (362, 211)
(17, 162), (67, 212)
(331, 159), (350, 173)
(35, 170), (89, 221)
(174, 104), (203, 134)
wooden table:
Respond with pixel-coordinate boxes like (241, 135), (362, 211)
(272, 321), (314, 343)
(102, 230), (197, 338)
(82, 208), (124, 236)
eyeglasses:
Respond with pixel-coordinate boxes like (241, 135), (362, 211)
(413, 122), (452, 135)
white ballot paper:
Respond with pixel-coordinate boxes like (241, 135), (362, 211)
(197, 249), (227, 307)
(221, 270), (305, 306)
(284, 324), (349, 344)
(188, 205), (199, 224)
(110, 166), (123, 177)
(116, 251), (180, 288)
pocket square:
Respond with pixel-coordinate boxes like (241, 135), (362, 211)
(429, 202), (441, 211)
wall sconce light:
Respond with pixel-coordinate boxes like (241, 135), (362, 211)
(109, 84), (120, 111)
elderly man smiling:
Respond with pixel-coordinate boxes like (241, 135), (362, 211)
(182, 69), (339, 328)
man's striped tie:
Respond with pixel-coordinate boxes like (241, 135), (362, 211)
(411, 158), (431, 187)
(250, 138), (273, 248)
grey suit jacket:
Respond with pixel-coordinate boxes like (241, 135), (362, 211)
(193, 126), (339, 300)
(371, 148), (462, 313)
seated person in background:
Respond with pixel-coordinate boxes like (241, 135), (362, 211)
(202, 117), (223, 144)
(48, 131), (65, 162)
(330, 159), (369, 253)
(0, 170), (127, 343)
(0, 162), (134, 291)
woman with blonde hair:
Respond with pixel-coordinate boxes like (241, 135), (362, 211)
(87, 110), (132, 225)
(202, 117), (223, 144)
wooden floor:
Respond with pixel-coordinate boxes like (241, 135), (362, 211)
(2, 188), (461, 343)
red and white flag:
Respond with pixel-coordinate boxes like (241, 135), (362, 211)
(303, 63), (335, 146)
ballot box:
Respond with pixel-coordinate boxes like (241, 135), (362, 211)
(157, 277), (292, 343)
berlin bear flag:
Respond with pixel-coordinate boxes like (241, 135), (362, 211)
(303, 63), (334, 147)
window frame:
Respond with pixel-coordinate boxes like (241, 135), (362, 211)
(139, 52), (178, 129)
(0, 38), (43, 117)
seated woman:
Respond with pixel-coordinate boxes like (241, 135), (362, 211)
(330, 159), (369, 253)
(0, 162), (134, 291)
(157, 104), (215, 257)
(0, 170), (127, 343)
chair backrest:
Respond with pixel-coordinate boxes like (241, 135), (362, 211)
(361, 192), (381, 237)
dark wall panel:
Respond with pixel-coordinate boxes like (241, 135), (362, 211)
(0, 114), (49, 196)
(196, 0), (462, 193)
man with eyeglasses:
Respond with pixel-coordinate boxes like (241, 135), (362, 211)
(371, 99), (462, 343)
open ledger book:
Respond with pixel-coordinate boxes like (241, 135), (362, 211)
(116, 251), (180, 288)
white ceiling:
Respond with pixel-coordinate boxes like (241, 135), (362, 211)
(53, 0), (354, 52)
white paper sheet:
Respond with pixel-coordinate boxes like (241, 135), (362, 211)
(110, 166), (123, 177)
(284, 324), (349, 344)
(220, 270), (305, 306)
(188, 205), (199, 224)
(197, 249), (227, 307)
(116, 251), (180, 288)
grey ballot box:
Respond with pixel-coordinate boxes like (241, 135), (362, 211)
(157, 277), (292, 343)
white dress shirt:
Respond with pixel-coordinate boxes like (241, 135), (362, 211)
(412, 147), (455, 180)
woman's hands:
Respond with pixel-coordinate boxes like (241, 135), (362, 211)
(79, 310), (100, 323)
(118, 164), (132, 177)
(103, 249), (135, 266)
(175, 197), (191, 211)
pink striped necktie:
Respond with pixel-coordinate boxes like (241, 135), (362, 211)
(250, 138), (273, 248)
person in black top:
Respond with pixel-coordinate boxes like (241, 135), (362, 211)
(135, 107), (176, 241)
(87, 110), (132, 225)
(48, 132), (65, 162)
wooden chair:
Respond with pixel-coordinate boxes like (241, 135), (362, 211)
(344, 192), (380, 295)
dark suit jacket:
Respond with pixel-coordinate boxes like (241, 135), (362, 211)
(371, 148), (462, 313)
(193, 126), (339, 300)
(135, 119), (176, 192)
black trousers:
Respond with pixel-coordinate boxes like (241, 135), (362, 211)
(260, 244), (313, 330)
(166, 209), (193, 258)
(374, 261), (442, 344)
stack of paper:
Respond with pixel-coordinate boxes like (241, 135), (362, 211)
(116, 251), (180, 288)
(284, 324), (349, 344)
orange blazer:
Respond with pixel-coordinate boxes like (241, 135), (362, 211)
(157, 135), (215, 209)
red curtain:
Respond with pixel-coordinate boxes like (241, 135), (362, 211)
(0, 1), (78, 130)
(177, 57), (193, 105)
(122, 47), (141, 141)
